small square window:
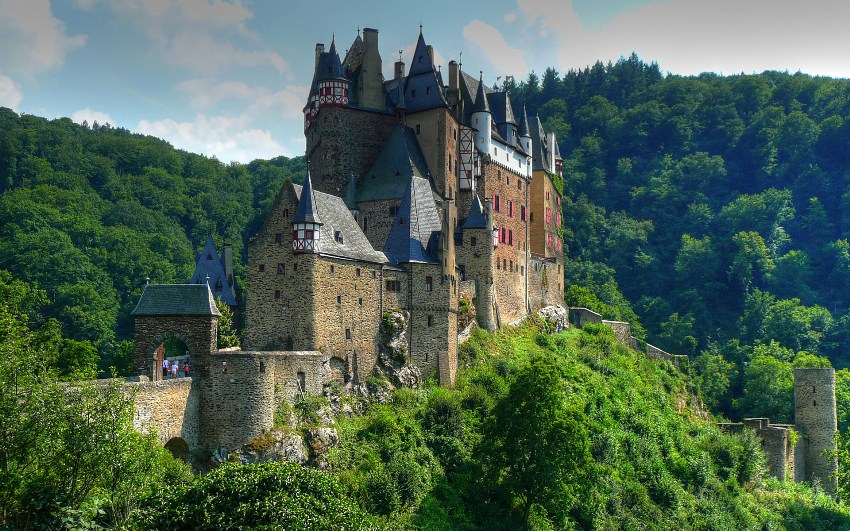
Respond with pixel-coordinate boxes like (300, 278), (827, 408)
(372, 271), (377, 279)
(330, 264), (335, 273)
(427, 315), (433, 327)
(258, 264), (265, 272)
(471, 236), (477, 246)
(277, 263), (285, 274)
(274, 290), (281, 301)
(358, 297), (363, 306)
(425, 276), (433, 291)
(293, 263), (298, 272)
(274, 233), (282, 244)
(337, 295), (341, 304)
(356, 268), (361, 277)
(334, 231), (344, 244)
(345, 328), (351, 339)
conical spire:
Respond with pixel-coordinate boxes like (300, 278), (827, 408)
(292, 170), (323, 224)
(409, 29), (433, 76)
(463, 193), (487, 229)
(472, 72), (490, 114)
(518, 102), (530, 137)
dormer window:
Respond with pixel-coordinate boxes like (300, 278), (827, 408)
(334, 230), (344, 244)
(426, 86), (431, 95)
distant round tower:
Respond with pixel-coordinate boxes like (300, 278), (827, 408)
(471, 72), (492, 156)
(794, 368), (838, 493)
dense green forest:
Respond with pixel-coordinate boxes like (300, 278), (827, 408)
(3, 278), (849, 527)
(0, 107), (304, 372)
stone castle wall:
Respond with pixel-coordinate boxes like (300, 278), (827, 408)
(306, 106), (397, 197)
(131, 377), (199, 448)
(455, 224), (495, 330)
(528, 255), (565, 310)
(358, 198), (401, 251)
(245, 185), (316, 351)
(408, 262), (457, 382)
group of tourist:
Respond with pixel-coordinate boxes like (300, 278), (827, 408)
(162, 358), (190, 379)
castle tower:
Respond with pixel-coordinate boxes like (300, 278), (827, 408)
(471, 72), (492, 156)
(518, 103), (532, 178)
(794, 367), (838, 493)
(292, 171), (322, 254)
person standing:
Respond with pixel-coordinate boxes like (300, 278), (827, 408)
(171, 360), (178, 379)
(162, 358), (169, 379)
(183, 361), (190, 377)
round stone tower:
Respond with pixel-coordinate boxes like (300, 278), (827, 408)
(794, 367), (838, 493)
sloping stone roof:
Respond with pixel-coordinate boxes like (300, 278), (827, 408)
(131, 284), (222, 316)
(292, 184), (387, 264)
(383, 175), (441, 265)
(462, 194), (487, 229)
(356, 125), (433, 203)
(189, 235), (237, 306)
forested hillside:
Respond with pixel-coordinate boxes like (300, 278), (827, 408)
(0, 108), (304, 372)
(503, 57), (850, 423)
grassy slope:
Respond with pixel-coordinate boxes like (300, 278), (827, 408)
(325, 320), (850, 530)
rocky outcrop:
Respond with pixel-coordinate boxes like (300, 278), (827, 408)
(306, 427), (340, 469)
(233, 431), (308, 465)
(538, 305), (569, 333)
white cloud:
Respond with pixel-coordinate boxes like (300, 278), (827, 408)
(88, 0), (286, 76)
(515, 0), (850, 78)
(0, 0), (87, 77)
(71, 107), (115, 126)
(176, 78), (307, 119)
(463, 20), (529, 78)
(138, 113), (288, 162)
(0, 72), (23, 111)
(504, 12), (517, 23)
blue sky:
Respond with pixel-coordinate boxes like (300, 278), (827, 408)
(2, 0), (850, 163)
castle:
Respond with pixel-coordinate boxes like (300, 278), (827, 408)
(123, 27), (837, 493)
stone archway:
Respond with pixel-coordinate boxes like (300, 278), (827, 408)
(164, 437), (190, 461)
(147, 332), (193, 381)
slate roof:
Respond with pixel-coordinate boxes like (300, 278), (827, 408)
(356, 125), (433, 203)
(292, 184), (387, 264)
(518, 103), (531, 138)
(462, 194), (487, 229)
(316, 38), (345, 82)
(471, 72), (490, 114)
(131, 284), (221, 316)
(383, 175), (442, 265)
(292, 171), (322, 224)
(530, 115), (552, 172)
(487, 91), (515, 126)
(189, 235), (238, 306)
(403, 31), (447, 113)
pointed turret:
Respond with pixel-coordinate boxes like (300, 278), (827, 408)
(189, 235), (238, 306)
(471, 72), (493, 155)
(404, 28), (447, 113)
(292, 171), (322, 253)
(518, 103), (532, 165)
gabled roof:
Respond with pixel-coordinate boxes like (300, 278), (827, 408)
(462, 194), (487, 229)
(518, 103), (531, 138)
(132, 284), (222, 316)
(292, 184), (387, 264)
(189, 235), (237, 306)
(356, 125), (433, 202)
(487, 91), (515, 126)
(403, 31), (447, 113)
(529, 115), (558, 173)
(292, 171), (322, 224)
(383, 175), (442, 265)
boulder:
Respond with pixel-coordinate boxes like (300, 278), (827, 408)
(538, 305), (570, 333)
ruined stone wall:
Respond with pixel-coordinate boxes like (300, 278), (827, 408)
(479, 161), (529, 323)
(744, 419), (791, 481)
(528, 256), (565, 311)
(131, 377), (199, 449)
(794, 368), (838, 492)
(311, 256), (382, 383)
(245, 185), (317, 351)
(602, 320), (635, 348)
(133, 315), (217, 380)
(569, 307), (602, 327)
(306, 106), (397, 197)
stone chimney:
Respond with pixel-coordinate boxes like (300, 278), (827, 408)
(426, 45), (434, 66)
(314, 43), (325, 69)
(223, 244), (234, 286)
(359, 28), (383, 110)
(394, 60), (405, 79)
(547, 131), (556, 171)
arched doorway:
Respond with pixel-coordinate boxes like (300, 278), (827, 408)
(148, 332), (193, 381)
(164, 437), (190, 461)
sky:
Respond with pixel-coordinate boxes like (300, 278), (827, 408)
(2, 0), (850, 163)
